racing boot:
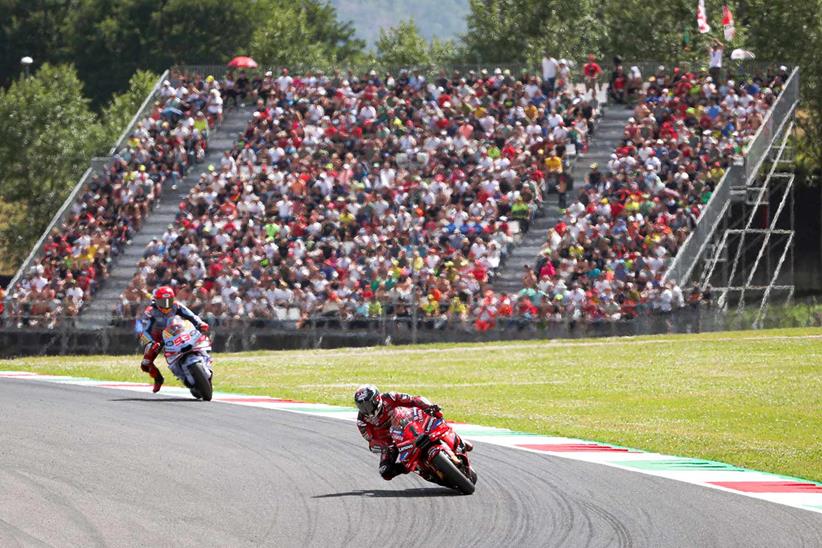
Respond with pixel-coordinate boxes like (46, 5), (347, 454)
(150, 367), (165, 393)
(142, 362), (164, 393)
(456, 435), (473, 453)
(379, 461), (406, 481)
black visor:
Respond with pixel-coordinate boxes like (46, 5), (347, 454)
(156, 297), (173, 309)
(356, 398), (378, 416)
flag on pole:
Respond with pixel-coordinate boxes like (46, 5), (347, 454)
(697, 0), (711, 34)
(722, 5), (736, 41)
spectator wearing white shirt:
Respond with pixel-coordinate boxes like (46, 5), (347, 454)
(709, 41), (724, 83)
(541, 54), (558, 94)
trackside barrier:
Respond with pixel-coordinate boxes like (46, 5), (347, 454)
(2, 298), (820, 357)
(663, 67), (799, 286)
(2, 69), (170, 320)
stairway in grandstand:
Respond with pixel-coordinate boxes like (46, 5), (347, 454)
(77, 106), (254, 329)
(492, 99), (634, 294)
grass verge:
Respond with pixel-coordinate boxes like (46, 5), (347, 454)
(1, 327), (820, 481)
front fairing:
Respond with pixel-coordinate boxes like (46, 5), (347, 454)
(162, 319), (212, 367)
(392, 410), (454, 469)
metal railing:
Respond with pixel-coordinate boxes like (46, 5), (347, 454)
(743, 67), (800, 184)
(3, 69), (171, 318)
(663, 67), (800, 286)
(109, 69), (170, 156)
(3, 165), (92, 305)
(178, 59), (782, 84)
(5, 297), (822, 357)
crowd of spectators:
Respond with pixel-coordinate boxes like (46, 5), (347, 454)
(118, 66), (599, 327)
(2, 58), (790, 333)
(117, 63), (788, 331)
(4, 71), (219, 327)
(487, 62), (791, 329)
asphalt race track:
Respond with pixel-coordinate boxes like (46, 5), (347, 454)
(2, 380), (821, 547)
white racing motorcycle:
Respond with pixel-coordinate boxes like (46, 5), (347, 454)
(161, 317), (214, 401)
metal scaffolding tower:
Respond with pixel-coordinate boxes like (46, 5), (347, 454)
(694, 119), (796, 326)
(663, 68), (800, 328)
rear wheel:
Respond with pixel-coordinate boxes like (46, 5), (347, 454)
(190, 361), (213, 401)
(431, 451), (475, 495)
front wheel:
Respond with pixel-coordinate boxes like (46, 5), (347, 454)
(190, 361), (213, 401)
(431, 451), (475, 495)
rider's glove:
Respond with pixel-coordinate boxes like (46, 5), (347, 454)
(426, 404), (443, 418)
(199, 323), (210, 333)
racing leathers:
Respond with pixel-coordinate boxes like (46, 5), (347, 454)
(138, 302), (208, 392)
(357, 392), (439, 480)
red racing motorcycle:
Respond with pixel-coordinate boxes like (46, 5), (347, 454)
(390, 407), (477, 494)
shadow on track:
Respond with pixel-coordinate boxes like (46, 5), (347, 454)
(313, 488), (460, 499)
(109, 397), (198, 403)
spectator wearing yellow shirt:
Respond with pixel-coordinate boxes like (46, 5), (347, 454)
(511, 195), (531, 232)
(545, 150), (563, 192)
(448, 296), (468, 324)
(708, 162), (725, 182)
(193, 111), (209, 137)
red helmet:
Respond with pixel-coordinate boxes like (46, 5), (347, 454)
(152, 286), (175, 312)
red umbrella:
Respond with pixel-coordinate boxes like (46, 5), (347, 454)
(227, 56), (258, 69)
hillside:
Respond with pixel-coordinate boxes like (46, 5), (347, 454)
(331, 0), (469, 45)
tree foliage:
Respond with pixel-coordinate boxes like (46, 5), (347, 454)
(0, 64), (106, 263)
(101, 69), (160, 144)
(249, 0), (365, 69)
(376, 20), (432, 68)
(151, 0), (255, 65)
(3, 0), (364, 105)
(61, 0), (163, 105)
(0, 0), (74, 86)
(374, 20), (460, 69)
(0, 64), (161, 265)
(735, 0), (822, 175)
(462, 0), (605, 64)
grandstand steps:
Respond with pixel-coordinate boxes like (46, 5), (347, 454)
(492, 103), (635, 295)
(77, 106), (254, 329)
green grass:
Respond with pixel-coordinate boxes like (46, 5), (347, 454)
(2, 327), (821, 481)
(0, 200), (14, 275)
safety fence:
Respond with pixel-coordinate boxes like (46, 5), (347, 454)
(178, 59), (782, 85)
(2, 298), (820, 358)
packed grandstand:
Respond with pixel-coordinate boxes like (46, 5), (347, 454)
(3, 61), (791, 331)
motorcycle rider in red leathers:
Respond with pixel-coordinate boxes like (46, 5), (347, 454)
(139, 286), (209, 392)
(354, 385), (472, 481)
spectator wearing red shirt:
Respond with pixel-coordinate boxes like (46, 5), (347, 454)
(583, 53), (603, 96)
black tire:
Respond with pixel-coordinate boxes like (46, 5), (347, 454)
(190, 361), (212, 401)
(431, 451), (475, 495)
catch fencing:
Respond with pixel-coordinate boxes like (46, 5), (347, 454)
(3, 297), (821, 357)
(179, 58), (780, 85)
